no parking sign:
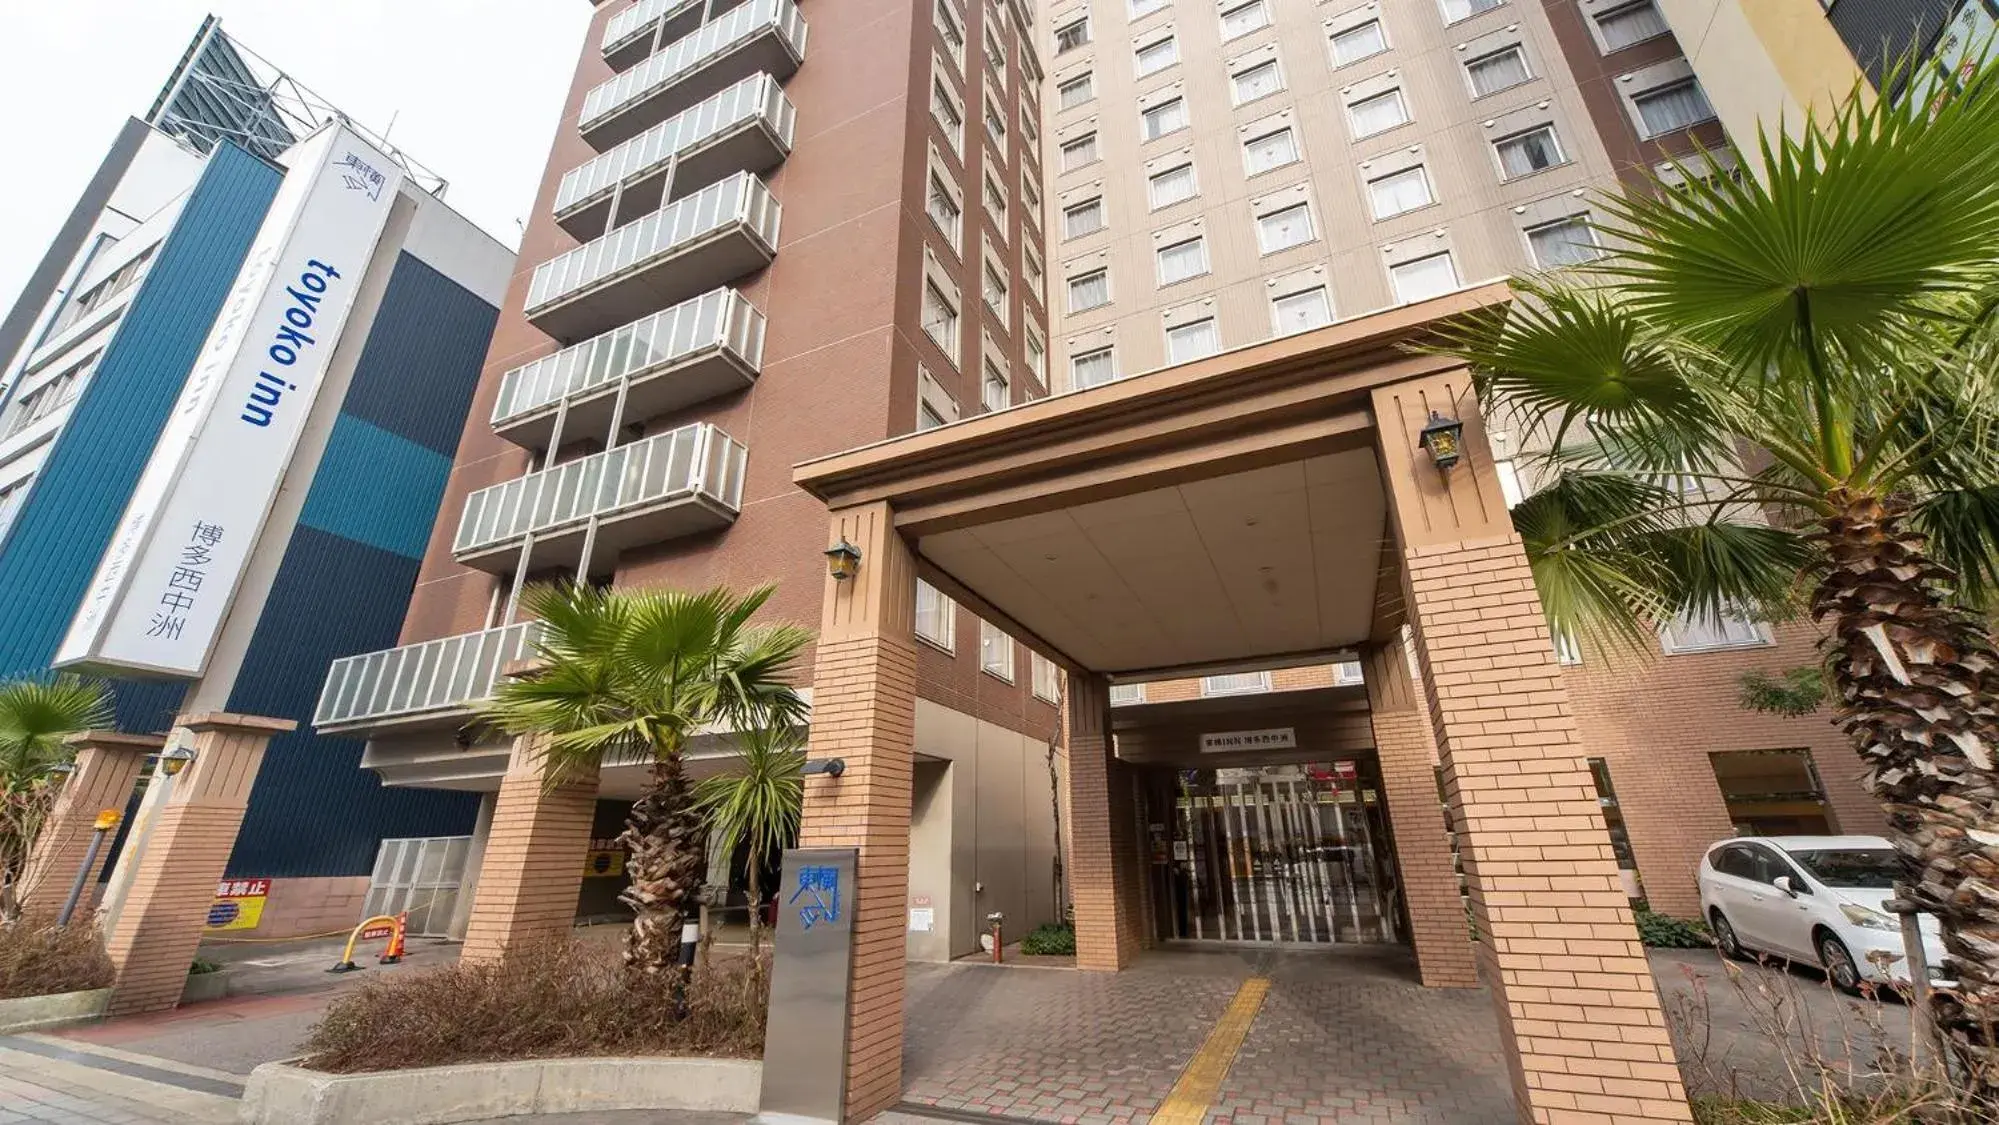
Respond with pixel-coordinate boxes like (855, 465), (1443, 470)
(204, 878), (271, 931)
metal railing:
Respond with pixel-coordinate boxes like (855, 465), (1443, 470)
(580, 0), (807, 137)
(315, 621), (545, 729)
(492, 289), (766, 427)
(603, 0), (704, 59)
(525, 172), (780, 314)
(453, 422), (748, 557)
(556, 74), (794, 219)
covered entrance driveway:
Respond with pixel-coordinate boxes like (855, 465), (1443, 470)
(791, 287), (1692, 1123)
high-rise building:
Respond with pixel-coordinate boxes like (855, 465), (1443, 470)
(0, 19), (510, 947)
(315, 0), (1067, 962)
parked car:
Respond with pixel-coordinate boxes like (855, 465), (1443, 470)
(1696, 835), (1948, 993)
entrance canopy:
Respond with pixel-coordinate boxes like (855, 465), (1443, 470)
(793, 283), (1510, 680)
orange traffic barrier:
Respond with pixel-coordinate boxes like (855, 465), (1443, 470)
(328, 913), (404, 973)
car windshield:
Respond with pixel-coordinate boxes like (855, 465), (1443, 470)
(1785, 847), (1901, 889)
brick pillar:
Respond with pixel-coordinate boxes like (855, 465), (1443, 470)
(1375, 374), (1691, 1124)
(1362, 639), (1479, 988)
(460, 736), (596, 964)
(1065, 675), (1143, 970)
(16, 731), (159, 915)
(102, 713), (294, 1016)
(798, 502), (919, 1121)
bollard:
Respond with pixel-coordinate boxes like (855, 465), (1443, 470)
(56, 809), (124, 927)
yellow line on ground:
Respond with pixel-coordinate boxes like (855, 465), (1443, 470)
(1150, 976), (1271, 1125)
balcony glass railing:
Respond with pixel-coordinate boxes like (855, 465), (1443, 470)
(580, 0), (806, 136)
(525, 172), (779, 315)
(453, 422), (748, 557)
(604, 0), (704, 59)
(492, 289), (765, 427)
(315, 622), (545, 730)
(556, 74), (795, 218)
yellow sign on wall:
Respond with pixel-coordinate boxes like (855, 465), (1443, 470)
(204, 878), (271, 931)
(584, 850), (626, 878)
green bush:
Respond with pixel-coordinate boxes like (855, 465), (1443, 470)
(189, 958), (223, 975)
(1635, 908), (1710, 949)
(1019, 922), (1075, 956)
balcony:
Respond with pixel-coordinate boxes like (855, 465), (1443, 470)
(555, 73), (795, 240)
(452, 422), (747, 574)
(579, 0), (807, 149)
(314, 622), (545, 736)
(491, 288), (764, 450)
(525, 171), (779, 343)
(602, 0), (707, 70)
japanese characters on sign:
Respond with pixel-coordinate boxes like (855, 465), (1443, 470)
(1197, 727), (1298, 753)
(788, 864), (842, 930)
(144, 522), (224, 642)
(204, 877), (272, 931)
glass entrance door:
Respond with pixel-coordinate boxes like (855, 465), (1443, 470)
(1152, 760), (1400, 945)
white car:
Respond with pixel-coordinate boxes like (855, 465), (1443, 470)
(1696, 835), (1948, 993)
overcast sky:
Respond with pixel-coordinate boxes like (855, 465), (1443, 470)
(0, 1), (588, 315)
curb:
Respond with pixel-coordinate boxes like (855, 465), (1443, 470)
(239, 1054), (761, 1123)
(0, 987), (113, 1034)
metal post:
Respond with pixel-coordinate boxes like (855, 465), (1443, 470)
(1894, 883), (1944, 1072)
(57, 810), (123, 926)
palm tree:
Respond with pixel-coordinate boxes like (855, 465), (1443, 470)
(479, 583), (811, 976)
(0, 676), (114, 921)
(1428, 65), (1999, 1090)
(692, 723), (805, 963)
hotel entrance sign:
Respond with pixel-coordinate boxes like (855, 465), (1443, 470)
(1199, 727), (1297, 753)
(756, 846), (858, 1125)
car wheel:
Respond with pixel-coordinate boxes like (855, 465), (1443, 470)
(1818, 932), (1863, 995)
(1710, 910), (1749, 960)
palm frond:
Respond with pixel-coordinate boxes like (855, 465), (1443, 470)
(0, 675), (114, 785)
(693, 723), (806, 868)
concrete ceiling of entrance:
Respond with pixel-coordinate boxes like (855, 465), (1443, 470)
(919, 449), (1384, 675)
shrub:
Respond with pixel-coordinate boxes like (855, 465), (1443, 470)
(0, 916), (114, 999)
(300, 938), (767, 1074)
(1020, 922), (1075, 956)
(1636, 908), (1710, 949)
(189, 958), (222, 975)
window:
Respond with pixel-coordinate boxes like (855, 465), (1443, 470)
(1136, 36), (1179, 76)
(1221, 0), (1270, 38)
(924, 279), (961, 353)
(919, 399), (950, 431)
(1063, 196), (1105, 238)
(984, 96), (1008, 148)
(984, 8), (1008, 73)
(51, 246), (156, 336)
(1442, 0), (1504, 21)
(0, 477), (29, 545)
(932, 78), (965, 151)
(1367, 165), (1433, 219)
(1634, 79), (1716, 136)
(1059, 72), (1094, 109)
(1587, 759), (1641, 874)
(1272, 287), (1333, 335)
(1232, 60), (1283, 103)
(1347, 88), (1409, 137)
(1709, 750), (1833, 836)
(983, 171), (1008, 226)
(1661, 609), (1769, 653)
(1332, 659), (1365, 685)
(1142, 97), (1188, 140)
(1071, 346), (1116, 388)
(983, 356), (1010, 411)
(1466, 45), (1530, 96)
(1026, 329), (1047, 385)
(1526, 216), (1601, 267)
(1166, 318), (1220, 363)
(1243, 127), (1298, 174)
(1495, 124), (1564, 178)
(1149, 162), (1198, 208)
(928, 173), (962, 245)
(1061, 132), (1099, 171)
(1024, 244), (1044, 294)
(983, 259), (1009, 322)
(1390, 252), (1459, 302)
(916, 580), (957, 649)
(5, 351), (98, 437)
(1032, 654), (1062, 702)
(935, 0), (966, 60)
(1131, 0), (1169, 17)
(1554, 629), (1582, 665)
(1155, 236), (1209, 285)
(1256, 202), (1315, 253)
(1330, 20), (1387, 66)
(1595, 1), (1668, 51)
(1021, 173), (1041, 220)
(1068, 268), (1110, 312)
(1055, 15), (1090, 53)
(1202, 671), (1271, 696)
(1109, 682), (1146, 705)
(979, 621), (1016, 680)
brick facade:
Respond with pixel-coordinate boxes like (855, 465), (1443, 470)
(17, 731), (158, 916)
(460, 735), (598, 964)
(1066, 675), (1145, 971)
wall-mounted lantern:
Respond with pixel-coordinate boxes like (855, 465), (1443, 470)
(161, 744), (198, 777)
(1419, 410), (1466, 472)
(824, 537), (863, 581)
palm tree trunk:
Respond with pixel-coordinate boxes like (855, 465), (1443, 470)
(617, 752), (707, 977)
(1814, 489), (1999, 1092)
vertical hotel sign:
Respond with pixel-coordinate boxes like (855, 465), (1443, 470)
(56, 125), (402, 678)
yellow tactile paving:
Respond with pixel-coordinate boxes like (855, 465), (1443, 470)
(1149, 976), (1271, 1125)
